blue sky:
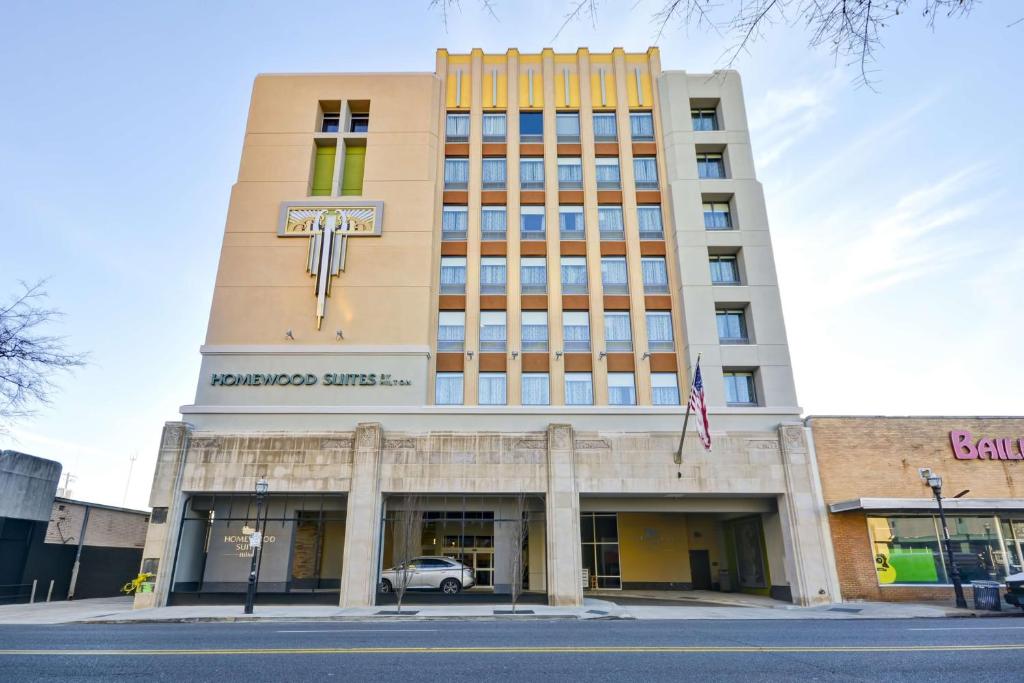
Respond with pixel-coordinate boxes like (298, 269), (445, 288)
(1, 1), (1021, 508)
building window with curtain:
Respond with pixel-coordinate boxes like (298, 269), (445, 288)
(557, 157), (583, 189)
(637, 206), (663, 239)
(598, 206), (624, 240)
(482, 158), (506, 189)
(520, 157), (544, 190)
(595, 157), (620, 189)
(556, 112), (580, 142)
(481, 206), (507, 240)
(703, 201), (732, 229)
(561, 257), (588, 294)
(446, 113), (470, 142)
(442, 205), (468, 241)
(564, 372), (594, 405)
(651, 373), (680, 405)
(723, 370), (757, 406)
(321, 111), (340, 133)
(633, 157), (658, 190)
(521, 257), (547, 294)
(480, 311), (507, 352)
(483, 112), (507, 142)
(710, 255), (740, 284)
(480, 257), (506, 294)
(479, 372), (507, 406)
(435, 372), (464, 405)
(440, 256), (466, 294)
(630, 112), (654, 141)
(563, 311), (590, 352)
(559, 206), (585, 239)
(697, 153), (726, 179)
(520, 111), (543, 142)
(646, 311), (674, 351)
(691, 108), (719, 131)
(521, 311), (548, 352)
(522, 372), (550, 405)
(437, 311), (465, 352)
(593, 112), (617, 141)
(608, 372), (637, 405)
(444, 157), (468, 189)
(600, 256), (628, 295)
(641, 257), (669, 294)
(717, 308), (749, 344)
(520, 206), (545, 240)
(604, 311), (632, 352)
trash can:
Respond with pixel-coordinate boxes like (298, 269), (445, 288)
(971, 580), (1002, 611)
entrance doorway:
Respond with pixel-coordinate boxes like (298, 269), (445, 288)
(689, 550), (712, 590)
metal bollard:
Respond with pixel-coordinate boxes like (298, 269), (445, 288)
(46, 579), (54, 603)
(30, 579), (37, 604)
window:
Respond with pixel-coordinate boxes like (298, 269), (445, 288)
(556, 112), (581, 142)
(341, 143), (365, 196)
(641, 257), (669, 293)
(522, 372), (550, 405)
(482, 158), (507, 189)
(710, 255), (740, 284)
(440, 256), (466, 294)
(608, 372), (637, 405)
(437, 311), (465, 352)
(691, 108), (719, 131)
(565, 372), (594, 405)
(321, 111), (340, 133)
(600, 256), (628, 295)
(581, 512), (620, 588)
(630, 112), (654, 141)
(521, 311), (548, 352)
(520, 112), (543, 142)
(479, 372), (507, 405)
(651, 373), (680, 405)
(557, 157), (583, 189)
(703, 201), (732, 229)
(480, 257), (507, 294)
(481, 207), (507, 240)
(559, 206), (585, 239)
(595, 157), (620, 189)
(442, 205), (468, 240)
(646, 311), (674, 351)
(633, 157), (658, 190)
(560, 256), (588, 294)
(723, 371), (757, 406)
(435, 372), (464, 405)
(604, 311), (632, 352)
(521, 257), (547, 294)
(637, 206), (664, 239)
(311, 144), (337, 196)
(563, 311), (591, 352)
(444, 158), (469, 189)
(446, 113), (469, 141)
(868, 516), (949, 585)
(483, 113), (507, 142)
(593, 112), (617, 141)
(593, 207), (623, 241)
(697, 153), (726, 179)
(350, 112), (369, 133)
(520, 157), (544, 190)
(480, 311), (507, 352)
(717, 309), (749, 344)
(520, 206), (545, 239)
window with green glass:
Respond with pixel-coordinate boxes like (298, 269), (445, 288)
(341, 144), (366, 196)
(311, 145), (336, 196)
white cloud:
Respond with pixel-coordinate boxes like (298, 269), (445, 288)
(748, 72), (844, 169)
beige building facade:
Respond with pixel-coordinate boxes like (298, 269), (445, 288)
(136, 49), (837, 609)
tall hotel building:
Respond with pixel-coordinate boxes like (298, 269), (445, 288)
(136, 48), (839, 609)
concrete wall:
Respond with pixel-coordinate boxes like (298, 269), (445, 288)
(0, 450), (62, 522)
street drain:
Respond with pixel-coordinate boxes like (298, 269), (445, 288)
(376, 610), (420, 615)
(827, 607), (862, 613)
(494, 609), (535, 615)
(586, 609), (609, 615)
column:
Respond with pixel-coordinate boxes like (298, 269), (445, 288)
(545, 423), (583, 606)
(339, 422), (384, 608)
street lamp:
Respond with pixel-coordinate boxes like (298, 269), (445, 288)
(919, 468), (968, 609)
(244, 477), (270, 615)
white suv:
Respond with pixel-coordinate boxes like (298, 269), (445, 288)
(380, 556), (476, 595)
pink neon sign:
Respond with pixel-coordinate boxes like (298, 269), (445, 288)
(950, 430), (1024, 461)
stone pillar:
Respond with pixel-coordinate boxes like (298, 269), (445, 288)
(544, 423), (583, 606)
(339, 422), (384, 608)
(777, 424), (841, 605)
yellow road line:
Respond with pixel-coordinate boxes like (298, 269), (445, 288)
(2, 644), (1023, 656)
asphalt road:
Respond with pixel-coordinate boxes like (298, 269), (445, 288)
(2, 617), (1023, 681)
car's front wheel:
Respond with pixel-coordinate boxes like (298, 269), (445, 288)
(379, 579), (393, 593)
(440, 578), (462, 595)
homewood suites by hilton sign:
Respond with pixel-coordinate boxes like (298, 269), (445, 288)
(950, 430), (1024, 461)
(211, 372), (411, 387)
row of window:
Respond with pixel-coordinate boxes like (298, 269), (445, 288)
(322, 111), (369, 133)
(441, 205), (664, 241)
(443, 156), (659, 191)
(439, 256), (669, 296)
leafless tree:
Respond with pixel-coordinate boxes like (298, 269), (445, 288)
(0, 280), (86, 428)
(505, 493), (529, 614)
(390, 495), (424, 614)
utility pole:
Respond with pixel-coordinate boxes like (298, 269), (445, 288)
(67, 504), (91, 600)
(919, 468), (968, 609)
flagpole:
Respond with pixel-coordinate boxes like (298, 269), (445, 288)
(674, 352), (702, 466)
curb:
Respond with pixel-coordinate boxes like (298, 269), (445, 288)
(76, 614), (598, 625)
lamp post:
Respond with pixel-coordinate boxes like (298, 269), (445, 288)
(919, 468), (967, 609)
(244, 477), (270, 615)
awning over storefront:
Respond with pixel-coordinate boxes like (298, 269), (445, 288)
(829, 497), (1024, 513)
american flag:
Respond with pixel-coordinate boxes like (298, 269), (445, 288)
(688, 362), (712, 451)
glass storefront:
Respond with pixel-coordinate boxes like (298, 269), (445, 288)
(580, 512), (621, 589)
